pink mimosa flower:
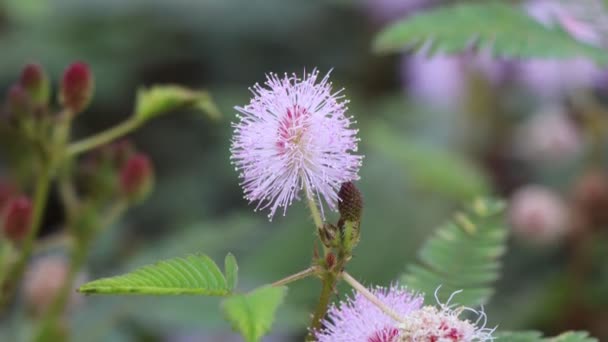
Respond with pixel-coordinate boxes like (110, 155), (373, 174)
(231, 70), (362, 220)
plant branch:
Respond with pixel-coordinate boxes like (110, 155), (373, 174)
(341, 271), (404, 323)
(67, 116), (142, 157)
(271, 266), (319, 287)
(0, 166), (52, 310)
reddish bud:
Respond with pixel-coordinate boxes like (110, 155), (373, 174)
(0, 181), (17, 210)
(59, 62), (94, 114)
(20, 63), (50, 106)
(120, 153), (154, 202)
(572, 170), (608, 229)
(325, 252), (336, 269)
(7, 84), (31, 118)
(3, 196), (33, 241)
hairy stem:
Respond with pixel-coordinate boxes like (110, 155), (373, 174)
(341, 271), (403, 323)
(271, 266), (319, 287)
(67, 117), (142, 157)
(306, 271), (337, 341)
(306, 194), (323, 230)
(0, 167), (52, 311)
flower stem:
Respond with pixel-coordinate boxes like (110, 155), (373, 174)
(0, 166), (52, 311)
(306, 194), (323, 230)
(306, 271), (337, 341)
(341, 271), (404, 323)
(67, 116), (142, 157)
(271, 266), (319, 287)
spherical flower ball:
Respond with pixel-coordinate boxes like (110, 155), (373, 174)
(316, 285), (423, 342)
(509, 185), (569, 244)
(513, 105), (583, 163)
(23, 256), (86, 316)
(230, 70), (362, 220)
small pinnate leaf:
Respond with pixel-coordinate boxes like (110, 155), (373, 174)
(373, 2), (607, 64)
(222, 286), (287, 342)
(224, 253), (239, 291)
(401, 198), (507, 306)
(134, 85), (220, 121)
(496, 331), (597, 342)
(78, 254), (236, 296)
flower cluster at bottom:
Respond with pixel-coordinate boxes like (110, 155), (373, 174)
(315, 286), (494, 342)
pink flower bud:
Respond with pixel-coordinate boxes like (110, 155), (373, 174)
(509, 185), (568, 244)
(0, 181), (17, 211)
(7, 84), (31, 118)
(120, 153), (154, 202)
(59, 62), (94, 114)
(20, 63), (50, 106)
(3, 196), (33, 241)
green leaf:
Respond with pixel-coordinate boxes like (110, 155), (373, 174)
(134, 85), (221, 121)
(496, 331), (597, 342)
(401, 198), (507, 306)
(78, 254), (236, 296)
(225, 253), (239, 291)
(222, 286), (287, 342)
(368, 123), (490, 200)
(373, 2), (607, 64)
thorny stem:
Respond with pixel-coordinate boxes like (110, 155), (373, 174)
(271, 266), (319, 287)
(306, 271), (337, 341)
(0, 166), (52, 311)
(341, 271), (404, 323)
(67, 116), (142, 157)
(35, 200), (127, 341)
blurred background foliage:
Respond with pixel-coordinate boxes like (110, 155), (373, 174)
(1, 0), (607, 341)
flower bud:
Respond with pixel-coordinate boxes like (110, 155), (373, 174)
(59, 62), (94, 114)
(3, 196), (33, 241)
(7, 84), (31, 119)
(509, 185), (568, 244)
(20, 63), (50, 106)
(338, 182), (363, 223)
(120, 153), (154, 203)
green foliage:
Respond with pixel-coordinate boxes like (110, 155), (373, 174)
(373, 2), (607, 64)
(134, 85), (221, 121)
(368, 123), (490, 200)
(222, 286), (288, 342)
(401, 198), (507, 306)
(496, 331), (598, 342)
(78, 254), (237, 295)
(225, 253), (239, 291)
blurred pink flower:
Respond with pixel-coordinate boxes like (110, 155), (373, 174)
(231, 70), (362, 220)
(517, 58), (601, 101)
(23, 256), (86, 316)
(403, 53), (466, 110)
(513, 105), (583, 163)
(316, 286), (423, 342)
(363, 0), (434, 25)
(525, 0), (608, 46)
(509, 185), (569, 244)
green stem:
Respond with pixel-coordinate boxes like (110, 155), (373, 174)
(341, 271), (403, 323)
(0, 167), (52, 310)
(271, 266), (319, 287)
(67, 117), (142, 157)
(306, 271), (337, 341)
(306, 194), (323, 230)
